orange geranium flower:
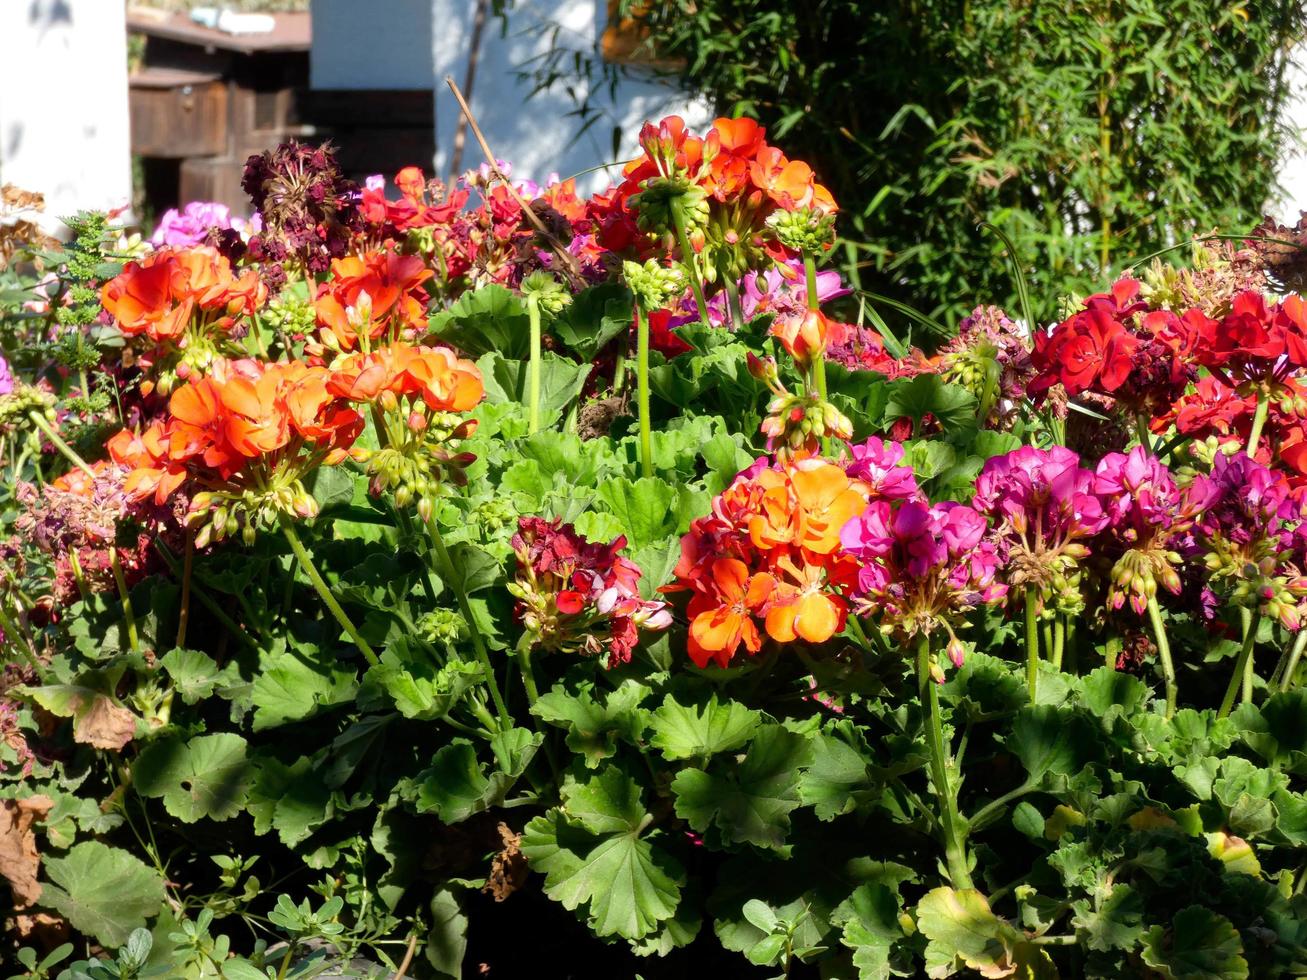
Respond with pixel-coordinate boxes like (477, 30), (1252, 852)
(789, 458), (867, 554)
(686, 558), (774, 668)
(764, 554), (846, 644)
(102, 246), (266, 343)
(313, 251), (433, 350)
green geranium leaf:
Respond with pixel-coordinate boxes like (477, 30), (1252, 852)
(426, 887), (469, 979)
(832, 884), (907, 980)
(369, 650), (482, 721)
(478, 350), (590, 419)
(533, 680), (651, 768)
(520, 768), (682, 940)
(415, 727), (541, 823)
(595, 478), (708, 550)
(885, 374), (978, 433)
(916, 886), (1022, 979)
(1142, 906), (1249, 980)
(247, 755), (332, 847)
(551, 281), (632, 359)
(40, 841), (166, 947)
(1004, 704), (1104, 782)
(1233, 690), (1307, 774)
(1071, 883), (1145, 952)
(647, 693), (760, 761)
(251, 649), (358, 731)
(159, 648), (237, 705)
(671, 724), (814, 852)
(800, 724), (877, 821)
(133, 733), (255, 823)
(429, 283), (531, 358)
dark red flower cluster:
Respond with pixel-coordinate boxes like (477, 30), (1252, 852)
(1030, 278), (1194, 417)
(508, 517), (671, 668)
(240, 140), (362, 289)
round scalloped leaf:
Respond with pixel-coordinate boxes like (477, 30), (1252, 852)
(1142, 906), (1249, 980)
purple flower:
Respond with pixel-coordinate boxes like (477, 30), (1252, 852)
(673, 258), (852, 330)
(1190, 452), (1292, 544)
(0, 353), (12, 396)
(1093, 446), (1183, 532)
(974, 446), (1107, 543)
(844, 437), (922, 502)
(150, 201), (252, 247)
(840, 499), (1006, 652)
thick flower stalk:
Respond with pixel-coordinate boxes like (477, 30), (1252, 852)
(666, 455), (870, 668)
(839, 497), (1006, 890)
(508, 517), (671, 681)
(624, 258), (687, 477)
(973, 446), (1109, 690)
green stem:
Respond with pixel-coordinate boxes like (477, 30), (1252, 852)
(671, 209), (710, 323)
(1051, 615), (1066, 671)
(280, 517), (379, 667)
(636, 303), (653, 478)
(0, 600), (41, 677)
(724, 277), (746, 332)
(28, 410), (96, 480)
(1218, 608), (1259, 719)
(527, 294), (542, 434)
(108, 546), (141, 656)
(426, 517), (511, 728)
(1146, 597), (1177, 719)
(1134, 413), (1152, 454)
(1246, 392), (1270, 458)
(515, 636), (541, 706)
(916, 634), (974, 889)
(1024, 590), (1039, 699)
(1280, 629), (1307, 692)
(175, 528), (195, 649)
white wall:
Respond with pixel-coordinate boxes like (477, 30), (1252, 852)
(1273, 48), (1307, 223)
(309, 0), (710, 190)
(0, 0), (133, 226)
(431, 0), (711, 191)
(310, 0), (434, 91)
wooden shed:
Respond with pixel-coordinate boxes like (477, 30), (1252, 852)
(127, 8), (312, 215)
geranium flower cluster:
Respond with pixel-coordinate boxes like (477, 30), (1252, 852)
(1188, 452), (1307, 627)
(1030, 277), (1196, 420)
(667, 450), (899, 667)
(101, 245), (267, 390)
(840, 500), (1005, 673)
(610, 115), (838, 283)
(972, 446), (1108, 616)
(312, 250), (433, 352)
(508, 517), (671, 668)
(109, 358), (364, 545)
(327, 342), (484, 516)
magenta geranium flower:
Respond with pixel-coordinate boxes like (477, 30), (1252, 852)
(841, 499), (1006, 669)
(844, 436), (922, 502)
(1092, 447), (1195, 613)
(0, 353), (12, 396)
(973, 446), (1107, 615)
(1188, 452), (1307, 628)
